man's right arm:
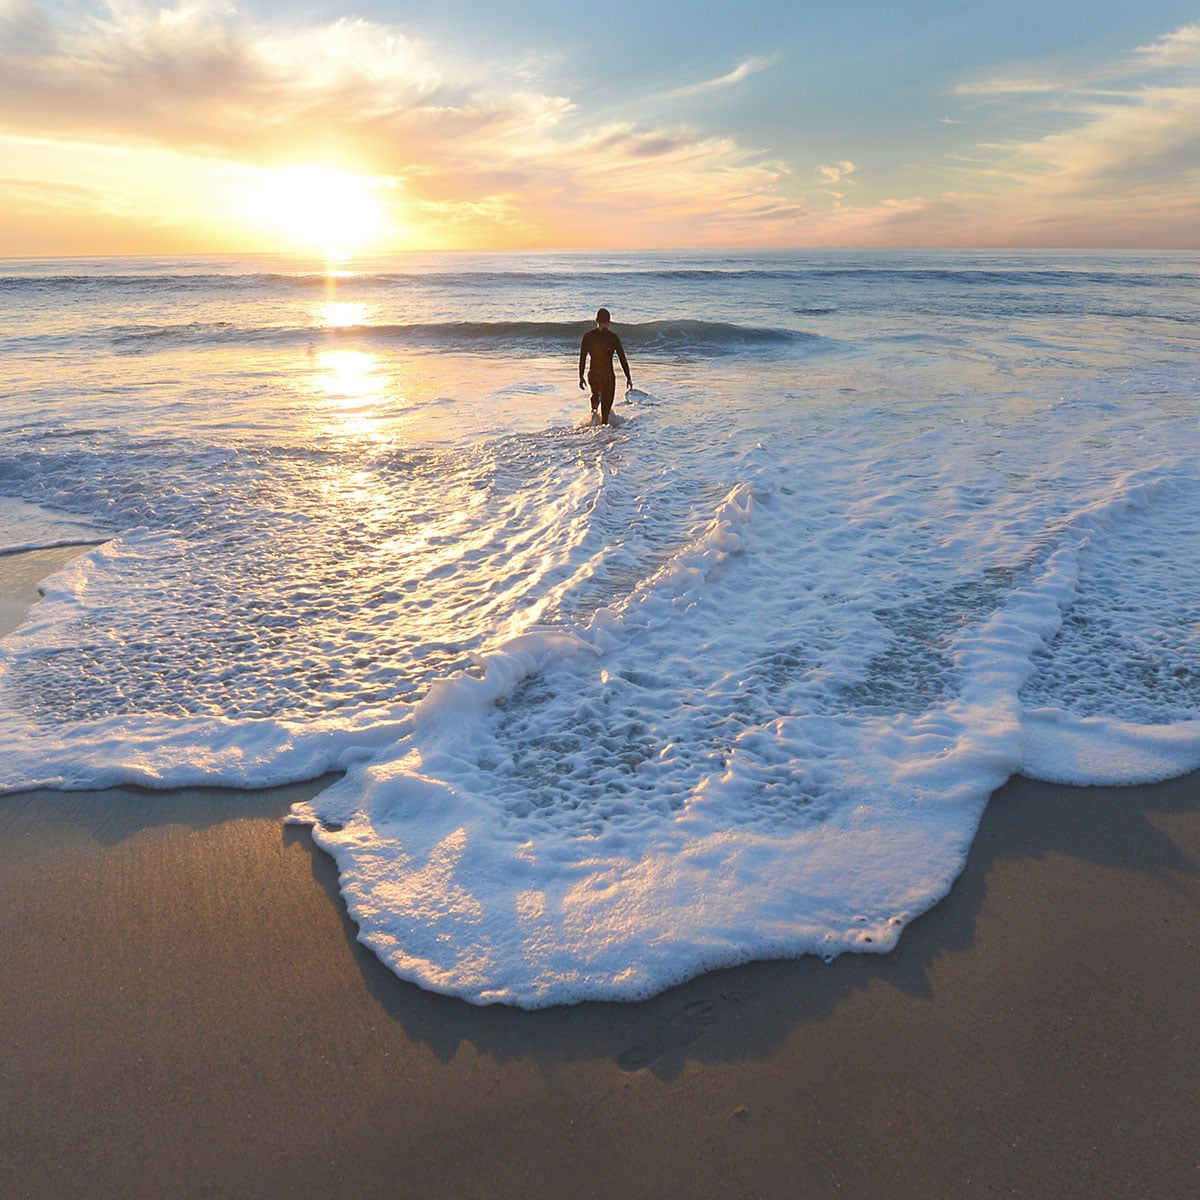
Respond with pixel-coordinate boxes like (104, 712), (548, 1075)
(579, 334), (588, 388)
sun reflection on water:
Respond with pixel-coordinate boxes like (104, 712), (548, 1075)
(309, 348), (400, 443)
(318, 300), (369, 328)
(317, 349), (382, 401)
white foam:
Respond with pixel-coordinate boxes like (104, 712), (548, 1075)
(285, 474), (1098, 1006)
(1021, 709), (1200, 785)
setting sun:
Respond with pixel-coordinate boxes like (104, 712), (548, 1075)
(240, 166), (398, 258)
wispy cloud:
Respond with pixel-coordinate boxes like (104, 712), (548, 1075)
(954, 76), (1073, 97)
(1134, 22), (1200, 68)
(955, 24), (1200, 209)
(817, 161), (855, 185)
(660, 55), (777, 100)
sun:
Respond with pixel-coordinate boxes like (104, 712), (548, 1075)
(240, 166), (398, 259)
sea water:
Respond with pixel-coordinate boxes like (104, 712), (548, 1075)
(1, 250), (1198, 1006)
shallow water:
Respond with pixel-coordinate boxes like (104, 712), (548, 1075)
(2, 249), (1198, 1004)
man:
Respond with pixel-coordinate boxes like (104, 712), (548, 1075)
(578, 308), (632, 425)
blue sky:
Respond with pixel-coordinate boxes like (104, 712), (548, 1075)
(1, 0), (1197, 252)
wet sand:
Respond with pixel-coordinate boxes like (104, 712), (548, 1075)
(0, 544), (101, 639)
(2, 550), (1198, 1199)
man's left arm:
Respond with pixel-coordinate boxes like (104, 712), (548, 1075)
(616, 338), (632, 387)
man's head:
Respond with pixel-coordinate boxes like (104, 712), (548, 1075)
(596, 307), (611, 326)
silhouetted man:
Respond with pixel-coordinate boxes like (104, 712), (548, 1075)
(578, 308), (632, 425)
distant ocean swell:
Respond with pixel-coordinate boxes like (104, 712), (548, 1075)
(3, 264), (1187, 291)
(74, 318), (822, 356)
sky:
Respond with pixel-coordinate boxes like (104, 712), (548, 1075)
(0, 0), (1198, 255)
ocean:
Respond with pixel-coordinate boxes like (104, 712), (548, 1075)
(1, 249), (1198, 1007)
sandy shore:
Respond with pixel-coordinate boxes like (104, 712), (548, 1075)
(2, 550), (1198, 1198)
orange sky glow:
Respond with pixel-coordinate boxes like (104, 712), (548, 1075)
(1, 2), (1198, 256)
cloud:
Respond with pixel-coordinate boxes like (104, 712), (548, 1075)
(953, 76), (1072, 97)
(0, 0), (53, 54)
(661, 55), (776, 100)
(817, 161), (855, 184)
(1004, 88), (1200, 196)
(1134, 22), (1200, 68)
(956, 22), (1200, 101)
(957, 31), (1200, 206)
(0, 4), (454, 154)
(0, 2), (805, 249)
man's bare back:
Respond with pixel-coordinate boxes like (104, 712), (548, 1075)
(578, 309), (632, 425)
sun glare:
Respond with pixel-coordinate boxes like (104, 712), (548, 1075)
(319, 301), (369, 328)
(316, 349), (385, 403)
(241, 166), (396, 259)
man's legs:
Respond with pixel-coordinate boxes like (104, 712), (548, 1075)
(598, 376), (616, 424)
(587, 372), (616, 422)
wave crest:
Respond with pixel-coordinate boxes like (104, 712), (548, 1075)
(102, 318), (822, 357)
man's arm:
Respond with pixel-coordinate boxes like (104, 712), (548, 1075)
(615, 336), (632, 387)
(579, 335), (588, 390)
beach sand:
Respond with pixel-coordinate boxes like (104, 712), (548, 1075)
(1, 549), (1197, 1199)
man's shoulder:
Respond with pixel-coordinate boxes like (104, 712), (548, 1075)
(582, 325), (625, 345)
